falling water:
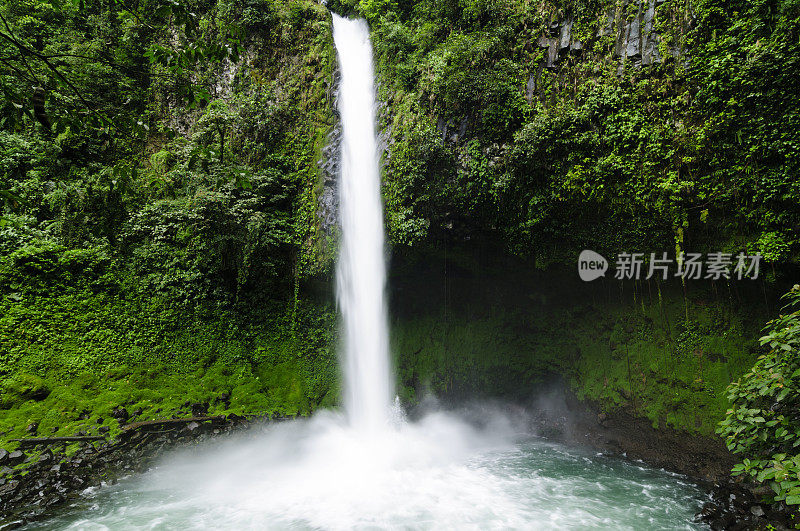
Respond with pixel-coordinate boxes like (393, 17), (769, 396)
(333, 14), (393, 431)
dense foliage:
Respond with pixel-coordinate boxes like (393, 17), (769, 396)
(0, 2), (797, 518)
(0, 0), (338, 446)
(0, 0), (335, 299)
(0, 240), (338, 443)
(719, 286), (800, 507)
(329, 0), (800, 270)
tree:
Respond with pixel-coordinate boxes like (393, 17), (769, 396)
(196, 100), (234, 164)
(0, 0), (242, 138)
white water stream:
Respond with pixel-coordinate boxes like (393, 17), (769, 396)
(333, 14), (393, 432)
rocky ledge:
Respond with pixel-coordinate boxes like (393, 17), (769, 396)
(0, 413), (264, 529)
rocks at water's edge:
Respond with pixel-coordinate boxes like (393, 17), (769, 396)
(696, 482), (796, 530)
(6, 451), (24, 466)
(0, 413), (262, 528)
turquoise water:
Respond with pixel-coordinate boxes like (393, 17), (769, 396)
(27, 412), (708, 530)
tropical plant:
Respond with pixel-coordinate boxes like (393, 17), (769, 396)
(718, 285), (800, 506)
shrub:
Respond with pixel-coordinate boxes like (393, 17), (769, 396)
(718, 285), (800, 506)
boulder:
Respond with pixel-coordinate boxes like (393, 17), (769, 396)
(559, 17), (572, 49)
(111, 407), (129, 423)
(191, 402), (209, 416)
(7, 451), (25, 466)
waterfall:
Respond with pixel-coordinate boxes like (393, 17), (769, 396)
(332, 14), (393, 431)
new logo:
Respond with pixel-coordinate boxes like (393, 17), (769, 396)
(578, 250), (608, 281)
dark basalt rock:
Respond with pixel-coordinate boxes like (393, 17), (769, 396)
(215, 392), (231, 408)
(533, 0), (683, 77)
(111, 407), (129, 423)
(559, 16), (572, 49)
(318, 65), (342, 235)
(190, 402), (209, 416)
(0, 411), (266, 526)
(695, 481), (795, 530)
(0, 415), (260, 527)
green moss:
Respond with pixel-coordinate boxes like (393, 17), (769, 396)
(390, 252), (770, 436)
(0, 374), (50, 408)
(0, 277), (339, 453)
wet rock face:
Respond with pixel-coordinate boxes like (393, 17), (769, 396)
(536, 15), (579, 71)
(436, 116), (469, 145)
(190, 402), (209, 416)
(318, 68), (342, 236)
(607, 0), (687, 70)
(534, 0), (688, 76)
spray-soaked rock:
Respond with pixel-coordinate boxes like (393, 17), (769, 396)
(111, 407), (129, 423)
(0, 414), (261, 527)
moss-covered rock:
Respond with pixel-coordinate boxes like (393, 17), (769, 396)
(0, 373), (50, 408)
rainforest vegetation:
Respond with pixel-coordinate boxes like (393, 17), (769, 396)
(0, 0), (799, 511)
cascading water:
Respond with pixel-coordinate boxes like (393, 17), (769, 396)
(28, 15), (710, 530)
(332, 14), (393, 431)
